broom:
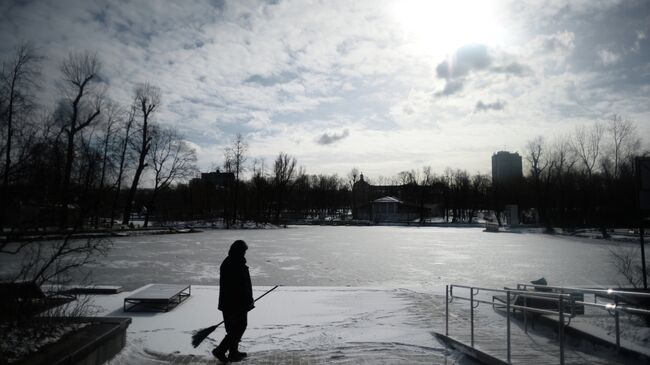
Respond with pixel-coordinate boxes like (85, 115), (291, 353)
(191, 285), (280, 348)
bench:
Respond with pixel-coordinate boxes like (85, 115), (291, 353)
(123, 284), (191, 312)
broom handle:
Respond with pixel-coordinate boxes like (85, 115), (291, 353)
(215, 285), (280, 326)
(252, 285), (280, 305)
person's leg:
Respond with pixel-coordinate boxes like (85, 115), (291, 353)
(228, 312), (248, 358)
(213, 312), (235, 361)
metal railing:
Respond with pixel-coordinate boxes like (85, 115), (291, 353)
(516, 283), (650, 352)
(445, 284), (650, 365)
(446, 284), (573, 364)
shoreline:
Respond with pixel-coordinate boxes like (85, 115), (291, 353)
(2, 222), (644, 245)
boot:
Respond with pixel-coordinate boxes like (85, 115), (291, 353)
(228, 349), (247, 362)
(212, 347), (228, 363)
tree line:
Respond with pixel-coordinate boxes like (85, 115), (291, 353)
(520, 117), (645, 230)
(149, 112), (646, 230)
(1, 43), (197, 232)
(2, 43), (647, 231)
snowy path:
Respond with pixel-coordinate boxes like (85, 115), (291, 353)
(94, 285), (643, 364)
(97, 286), (472, 364)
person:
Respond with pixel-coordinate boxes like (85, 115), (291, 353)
(213, 240), (254, 362)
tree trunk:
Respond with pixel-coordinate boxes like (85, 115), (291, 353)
(60, 130), (76, 228)
(122, 161), (145, 225)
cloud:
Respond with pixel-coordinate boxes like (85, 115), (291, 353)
(537, 31), (575, 53)
(436, 44), (491, 80)
(435, 80), (464, 96)
(244, 72), (297, 86)
(475, 99), (506, 112)
(316, 129), (350, 145)
(598, 48), (621, 65)
(632, 30), (646, 52)
(434, 44), (529, 96)
(491, 62), (530, 76)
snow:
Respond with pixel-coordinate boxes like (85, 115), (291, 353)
(94, 284), (649, 364)
(95, 285), (458, 364)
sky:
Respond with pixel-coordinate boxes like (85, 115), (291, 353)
(1, 0), (649, 179)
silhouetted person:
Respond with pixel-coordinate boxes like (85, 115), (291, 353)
(213, 240), (254, 362)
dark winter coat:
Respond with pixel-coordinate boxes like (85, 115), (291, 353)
(218, 254), (254, 312)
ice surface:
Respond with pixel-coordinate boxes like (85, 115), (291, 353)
(0, 226), (628, 291)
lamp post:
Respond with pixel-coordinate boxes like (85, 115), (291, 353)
(635, 157), (650, 290)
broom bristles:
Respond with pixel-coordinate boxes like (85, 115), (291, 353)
(191, 285), (280, 348)
(191, 324), (218, 348)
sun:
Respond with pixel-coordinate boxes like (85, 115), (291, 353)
(390, 0), (506, 56)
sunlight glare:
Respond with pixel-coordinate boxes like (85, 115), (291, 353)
(391, 0), (505, 55)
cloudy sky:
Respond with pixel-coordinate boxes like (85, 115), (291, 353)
(1, 0), (649, 179)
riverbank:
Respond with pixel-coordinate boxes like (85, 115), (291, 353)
(0, 221), (287, 243)
(0, 226), (202, 243)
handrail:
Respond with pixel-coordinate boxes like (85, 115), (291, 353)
(516, 282), (650, 352)
(455, 295), (567, 316)
(577, 299), (650, 315)
(453, 284), (573, 298)
(446, 283), (650, 364)
(446, 284), (571, 365)
(517, 283), (650, 298)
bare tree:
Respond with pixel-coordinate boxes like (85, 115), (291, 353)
(3, 235), (110, 326)
(143, 126), (197, 227)
(525, 136), (549, 180)
(572, 122), (604, 179)
(524, 136), (550, 222)
(223, 133), (247, 225)
(0, 42), (41, 228)
(451, 169), (470, 222)
(109, 105), (135, 226)
(273, 152), (297, 224)
(609, 245), (649, 289)
(549, 135), (576, 179)
(469, 173), (490, 223)
(59, 51), (103, 227)
(347, 167), (359, 219)
(122, 82), (160, 225)
(347, 167), (359, 189)
(418, 166), (434, 224)
(397, 170), (417, 185)
(92, 100), (122, 227)
(604, 115), (640, 179)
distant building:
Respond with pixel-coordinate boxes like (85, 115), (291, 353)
(352, 174), (434, 223)
(191, 169), (235, 188)
(491, 151), (522, 184)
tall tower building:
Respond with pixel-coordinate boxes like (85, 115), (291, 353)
(491, 151), (522, 184)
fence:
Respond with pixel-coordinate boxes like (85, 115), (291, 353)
(445, 284), (650, 364)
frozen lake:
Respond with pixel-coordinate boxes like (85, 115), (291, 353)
(1, 226), (640, 364)
(65, 226), (628, 290)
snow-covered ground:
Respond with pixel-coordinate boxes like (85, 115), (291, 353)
(96, 285), (468, 364)
(95, 284), (647, 364)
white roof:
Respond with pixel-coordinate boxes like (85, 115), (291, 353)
(373, 196), (402, 203)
